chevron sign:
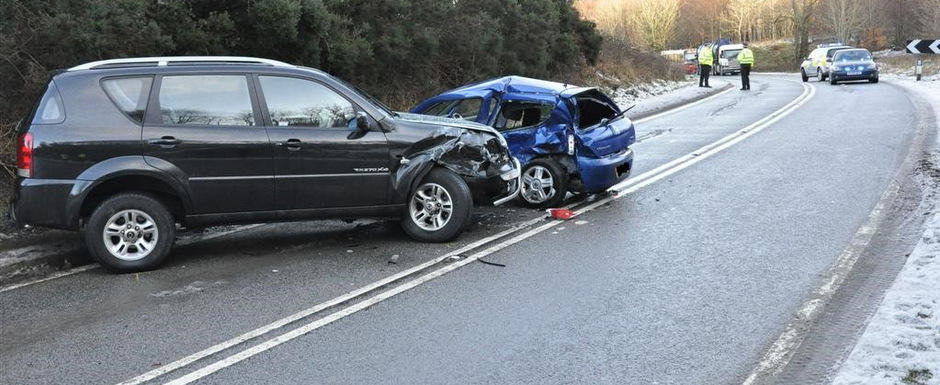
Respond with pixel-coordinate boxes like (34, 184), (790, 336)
(906, 39), (940, 54)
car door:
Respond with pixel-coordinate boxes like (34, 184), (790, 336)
(143, 73), (274, 214)
(489, 94), (561, 162)
(806, 50), (818, 74)
(255, 75), (390, 210)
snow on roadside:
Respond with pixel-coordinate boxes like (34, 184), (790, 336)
(610, 78), (694, 107)
(832, 78), (940, 385)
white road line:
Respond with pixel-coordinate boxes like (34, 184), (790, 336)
(741, 180), (899, 385)
(741, 82), (923, 384)
(0, 224), (265, 294)
(634, 86), (735, 124)
(0, 264), (98, 294)
(609, 81), (815, 195)
(148, 81), (816, 385)
(118, 218), (545, 385)
(176, 224), (266, 246)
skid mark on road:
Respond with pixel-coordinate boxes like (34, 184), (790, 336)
(119, 81), (815, 385)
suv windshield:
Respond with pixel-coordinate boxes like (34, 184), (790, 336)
(721, 49), (741, 59)
(834, 50), (872, 62)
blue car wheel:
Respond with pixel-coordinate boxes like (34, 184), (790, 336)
(520, 159), (568, 208)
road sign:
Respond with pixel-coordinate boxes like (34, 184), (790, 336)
(906, 39), (940, 54)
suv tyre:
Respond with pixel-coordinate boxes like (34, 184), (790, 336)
(401, 168), (473, 243)
(85, 193), (176, 272)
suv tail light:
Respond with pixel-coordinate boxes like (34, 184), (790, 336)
(16, 132), (33, 178)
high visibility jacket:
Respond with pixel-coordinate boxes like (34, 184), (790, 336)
(698, 47), (713, 66)
(738, 48), (755, 65)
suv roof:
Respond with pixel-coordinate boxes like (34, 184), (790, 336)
(67, 56), (293, 71)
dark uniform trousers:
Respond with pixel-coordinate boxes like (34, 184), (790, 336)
(740, 64), (751, 90)
(699, 65), (711, 87)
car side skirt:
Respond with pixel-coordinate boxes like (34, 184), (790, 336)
(184, 204), (406, 228)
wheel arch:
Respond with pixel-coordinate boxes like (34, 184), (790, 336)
(66, 156), (193, 227)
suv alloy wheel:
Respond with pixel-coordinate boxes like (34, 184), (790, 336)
(85, 193), (176, 272)
(401, 168), (472, 242)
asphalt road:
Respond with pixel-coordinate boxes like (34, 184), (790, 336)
(0, 75), (929, 385)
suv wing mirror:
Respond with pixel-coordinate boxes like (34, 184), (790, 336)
(355, 111), (370, 132)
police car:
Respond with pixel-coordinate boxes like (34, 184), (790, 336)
(800, 44), (852, 82)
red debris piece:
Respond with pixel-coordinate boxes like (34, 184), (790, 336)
(547, 208), (575, 220)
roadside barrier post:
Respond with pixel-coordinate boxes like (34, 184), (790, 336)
(915, 59), (922, 81)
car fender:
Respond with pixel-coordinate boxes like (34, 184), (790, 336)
(390, 126), (514, 202)
(65, 156), (194, 226)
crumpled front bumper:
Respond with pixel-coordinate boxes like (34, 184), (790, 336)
(493, 158), (522, 206)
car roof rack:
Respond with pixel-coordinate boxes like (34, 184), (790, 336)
(67, 56), (294, 71)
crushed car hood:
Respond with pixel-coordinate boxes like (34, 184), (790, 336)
(384, 114), (518, 203)
(394, 112), (505, 143)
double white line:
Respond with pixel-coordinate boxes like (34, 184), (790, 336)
(123, 81), (815, 385)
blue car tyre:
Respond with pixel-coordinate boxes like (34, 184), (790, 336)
(520, 159), (568, 208)
(401, 168), (473, 243)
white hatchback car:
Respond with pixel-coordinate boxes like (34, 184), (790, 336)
(800, 45), (851, 82)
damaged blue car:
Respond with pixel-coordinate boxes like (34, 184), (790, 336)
(412, 76), (635, 207)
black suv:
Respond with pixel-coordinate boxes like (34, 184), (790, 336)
(11, 56), (520, 272)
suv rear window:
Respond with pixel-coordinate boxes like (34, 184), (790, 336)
(102, 77), (152, 123)
(32, 82), (65, 125)
(159, 75), (254, 126)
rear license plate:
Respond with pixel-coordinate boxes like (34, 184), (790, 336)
(848, 71), (862, 75)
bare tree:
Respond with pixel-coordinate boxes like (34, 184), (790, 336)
(575, 0), (633, 42)
(632, 0), (682, 50)
(922, 0), (940, 35)
(791, 0), (823, 68)
(726, 0), (759, 41)
(823, 0), (866, 43)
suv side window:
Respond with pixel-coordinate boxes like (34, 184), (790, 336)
(31, 81), (66, 125)
(159, 75), (255, 126)
(102, 77), (152, 123)
(258, 76), (356, 129)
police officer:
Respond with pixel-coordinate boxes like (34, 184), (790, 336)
(698, 44), (713, 88)
(737, 42), (755, 90)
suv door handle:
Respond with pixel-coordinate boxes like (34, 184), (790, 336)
(277, 138), (302, 151)
(148, 136), (181, 147)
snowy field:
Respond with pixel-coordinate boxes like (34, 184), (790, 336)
(832, 78), (940, 385)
